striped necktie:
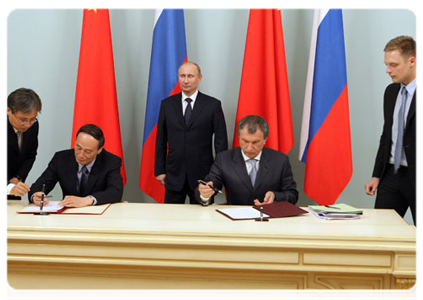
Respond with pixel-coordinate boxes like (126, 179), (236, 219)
(394, 86), (408, 173)
(249, 159), (258, 187)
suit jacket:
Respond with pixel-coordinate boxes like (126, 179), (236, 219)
(29, 149), (123, 205)
(196, 147), (299, 205)
(7, 119), (39, 199)
(372, 83), (416, 185)
(155, 91), (228, 191)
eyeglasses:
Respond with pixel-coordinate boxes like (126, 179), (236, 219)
(13, 113), (38, 125)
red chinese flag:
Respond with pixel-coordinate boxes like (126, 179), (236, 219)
(233, 9), (293, 154)
(72, 9), (126, 184)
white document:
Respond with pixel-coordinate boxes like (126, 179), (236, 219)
(308, 208), (361, 220)
(18, 202), (65, 213)
(217, 207), (270, 220)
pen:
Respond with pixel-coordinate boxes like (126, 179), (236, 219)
(40, 184), (45, 211)
(260, 207), (263, 221)
(325, 205), (340, 209)
(197, 180), (222, 194)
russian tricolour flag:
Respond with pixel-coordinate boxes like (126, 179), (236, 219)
(299, 9), (352, 205)
(139, 9), (187, 203)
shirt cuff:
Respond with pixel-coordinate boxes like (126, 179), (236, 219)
(7, 183), (15, 195)
(89, 195), (98, 206)
(199, 194), (212, 206)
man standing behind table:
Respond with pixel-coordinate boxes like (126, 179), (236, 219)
(155, 61), (228, 204)
(7, 88), (42, 199)
(196, 115), (298, 206)
(29, 124), (123, 208)
(365, 36), (416, 225)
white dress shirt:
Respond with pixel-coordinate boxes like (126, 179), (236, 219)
(389, 78), (416, 167)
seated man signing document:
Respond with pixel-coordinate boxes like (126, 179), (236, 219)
(29, 124), (123, 208)
(196, 115), (298, 206)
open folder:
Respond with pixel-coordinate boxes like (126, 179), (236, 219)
(216, 201), (308, 221)
(17, 201), (111, 215)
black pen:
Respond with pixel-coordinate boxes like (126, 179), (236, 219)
(260, 207), (264, 221)
(40, 184), (45, 211)
(197, 180), (222, 194)
(325, 205), (340, 209)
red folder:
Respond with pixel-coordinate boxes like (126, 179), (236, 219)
(217, 201), (308, 221)
(253, 201), (308, 218)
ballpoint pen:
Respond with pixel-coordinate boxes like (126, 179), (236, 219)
(325, 205), (340, 209)
(197, 180), (222, 194)
(35, 184), (49, 215)
(40, 184), (45, 211)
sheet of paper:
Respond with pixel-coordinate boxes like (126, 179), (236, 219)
(18, 202), (65, 213)
(217, 207), (270, 220)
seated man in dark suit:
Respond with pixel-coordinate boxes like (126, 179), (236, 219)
(29, 124), (123, 208)
(7, 88), (42, 199)
(196, 115), (298, 206)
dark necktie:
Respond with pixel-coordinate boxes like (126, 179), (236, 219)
(394, 87), (408, 173)
(184, 98), (192, 126)
(78, 165), (89, 196)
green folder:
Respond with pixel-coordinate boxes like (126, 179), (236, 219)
(308, 203), (363, 214)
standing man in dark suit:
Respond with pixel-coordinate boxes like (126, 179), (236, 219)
(29, 124), (123, 208)
(155, 61), (228, 204)
(7, 88), (42, 199)
(365, 36), (416, 225)
(196, 115), (298, 206)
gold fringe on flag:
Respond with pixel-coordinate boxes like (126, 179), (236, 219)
(395, 279), (420, 300)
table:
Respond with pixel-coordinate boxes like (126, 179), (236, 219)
(7, 200), (416, 289)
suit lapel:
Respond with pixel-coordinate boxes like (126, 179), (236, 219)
(186, 92), (207, 128)
(253, 149), (269, 192)
(84, 152), (104, 194)
(405, 90), (416, 130)
(232, 148), (253, 191)
(67, 150), (79, 195)
(171, 93), (186, 128)
(387, 85), (400, 126)
(8, 121), (20, 154)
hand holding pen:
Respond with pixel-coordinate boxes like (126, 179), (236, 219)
(197, 180), (222, 198)
(40, 184), (45, 211)
(33, 187), (52, 207)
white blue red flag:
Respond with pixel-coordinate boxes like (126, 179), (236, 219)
(299, 9), (352, 205)
(139, 9), (187, 203)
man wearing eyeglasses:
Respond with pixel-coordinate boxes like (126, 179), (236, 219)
(7, 88), (42, 199)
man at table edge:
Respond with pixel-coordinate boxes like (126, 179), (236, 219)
(28, 124), (123, 208)
(196, 115), (298, 206)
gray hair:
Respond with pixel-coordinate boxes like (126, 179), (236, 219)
(7, 88), (42, 114)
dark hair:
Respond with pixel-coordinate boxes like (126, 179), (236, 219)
(384, 36), (416, 58)
(237, 115), (269, 139)
(7, 88), (42, 114)
(76, 124), (105, 149)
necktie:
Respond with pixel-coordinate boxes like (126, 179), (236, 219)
(184, 98), (192, 126)
(78, 165), (89, 196)
(248, 159), (257, 187)
(16, 131), (23, 152)
(394, 87), (408, 173)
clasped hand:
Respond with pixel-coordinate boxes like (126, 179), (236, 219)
(32, 193), (93, 208)
(198, 181), (275, 205)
